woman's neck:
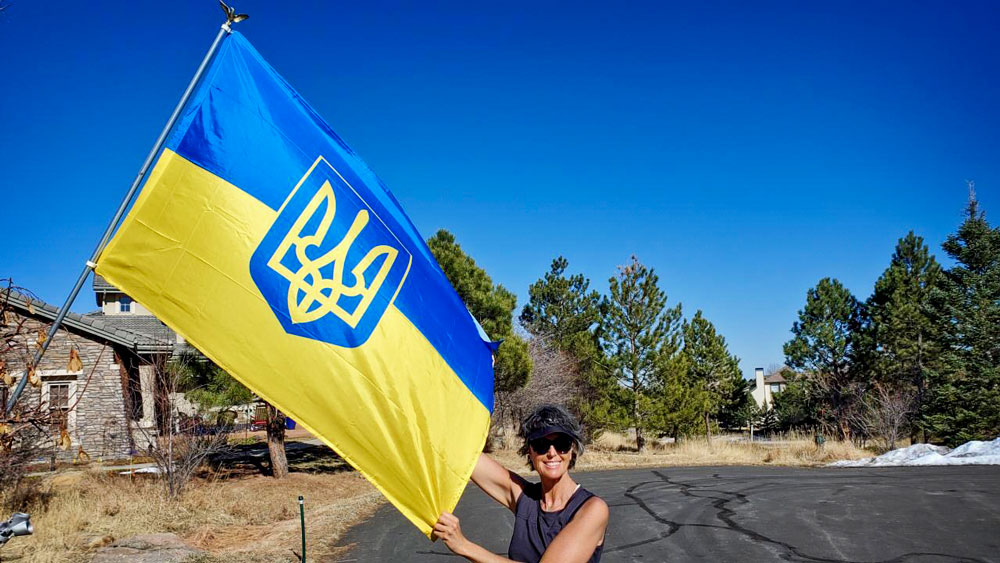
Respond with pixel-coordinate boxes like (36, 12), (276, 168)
(538, 473), (579, 511)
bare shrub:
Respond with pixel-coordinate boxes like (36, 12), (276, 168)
(802, 370), (869, 443)
(0, 416), (50, 511)
(849, 383), (915, 452)
(488, 335), (582, 449)
(519, 337), (581, 413)
(132, 355), (234, 498)
(1, 280), (68, 510)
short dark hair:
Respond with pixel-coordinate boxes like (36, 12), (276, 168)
(518, 404), (585, 469)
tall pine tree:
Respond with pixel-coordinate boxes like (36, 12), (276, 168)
(647, 352), (706, 441)
(520, 256), (603, 349)
(866, 231), (941, 442)
(925, 191), (1000, 445)
(772, 375), (821, 431)
(681, 311), (744, 441)
(602, 256), (682, 451)
(520, 257), (617, 438)
(784, 277), (866, 440)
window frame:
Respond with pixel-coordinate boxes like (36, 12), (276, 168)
(39, 371), (81, 446)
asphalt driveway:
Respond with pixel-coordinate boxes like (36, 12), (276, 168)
(334, 465), (999, 562)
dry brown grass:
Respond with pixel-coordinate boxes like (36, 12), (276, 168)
(0, 469), (381, 563)
(490, 431), (872, 473)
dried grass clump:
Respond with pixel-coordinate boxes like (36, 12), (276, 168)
(651, 435), (870, 467)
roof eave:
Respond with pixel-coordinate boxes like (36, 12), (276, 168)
(4, 290), (172, 352)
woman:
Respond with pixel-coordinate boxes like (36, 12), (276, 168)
(433, 404), (609, 562)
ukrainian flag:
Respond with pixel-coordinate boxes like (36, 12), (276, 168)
(95, 31), (495, 535)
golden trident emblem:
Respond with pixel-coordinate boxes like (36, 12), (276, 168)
(267, 179), (399, 327)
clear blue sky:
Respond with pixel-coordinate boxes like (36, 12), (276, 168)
(1, 1), (997, 378)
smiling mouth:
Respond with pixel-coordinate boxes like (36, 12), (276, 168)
(543, 461), (561, 468)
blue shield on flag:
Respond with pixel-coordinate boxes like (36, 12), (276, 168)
(250, 156), (412, 347)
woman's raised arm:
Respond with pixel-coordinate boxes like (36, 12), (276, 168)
(469, 453), (528, 512)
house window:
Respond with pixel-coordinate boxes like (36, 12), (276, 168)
(120, 296), (132, 313)
(770, 383), (782, 393)
(47, 382), (71, 429)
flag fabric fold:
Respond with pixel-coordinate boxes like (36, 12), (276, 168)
(96, 31), (494, 535)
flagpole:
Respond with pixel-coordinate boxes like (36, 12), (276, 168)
(5, 16), (243, 414)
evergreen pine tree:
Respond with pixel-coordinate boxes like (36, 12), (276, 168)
(520, 256), (603, 349)
(681, 310), (743, 441)
(602, 256), (682, 451)
(714, 376), (752, 430)
(520, 257), (618, 438)
(175, 352), (255, 412)
(736, 401), (764, 439)
(783, 277), (866, 440)
(866, 231), (942, 442)
(772, 375), (821, 431)
(647, 352), (705, 442)
(925, 190), (1000, 445)
(758, 406), (779, 437)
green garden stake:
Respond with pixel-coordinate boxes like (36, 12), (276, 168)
(299, 495), (306, 562)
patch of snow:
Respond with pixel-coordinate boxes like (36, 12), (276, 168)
(948, 437), (1000, 458)
(118, 466), (162, 475)
(829, 458), (871, 467)
(831, 437), (1000, 467)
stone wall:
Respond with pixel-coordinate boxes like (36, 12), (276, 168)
(4, 314), (134, 461)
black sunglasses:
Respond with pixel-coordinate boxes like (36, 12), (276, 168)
(529, 435), (574, 455)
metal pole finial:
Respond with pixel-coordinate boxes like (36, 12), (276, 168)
(220, 1), (249, 33)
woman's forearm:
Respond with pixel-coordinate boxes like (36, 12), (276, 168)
(453, 539), (516, 563)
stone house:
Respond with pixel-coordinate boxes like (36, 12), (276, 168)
(2, 276), (183, 461)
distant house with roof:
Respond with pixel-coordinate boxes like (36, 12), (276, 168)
(2, 275), (185, 460)
(749, 367), (789, 410)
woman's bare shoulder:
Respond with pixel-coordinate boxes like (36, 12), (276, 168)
(577, 495), (609, 521)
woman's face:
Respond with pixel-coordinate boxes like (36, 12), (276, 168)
(529, 433), (574, 480)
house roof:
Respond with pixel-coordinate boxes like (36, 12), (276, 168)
(764, 372), (788, 384)
(82, 312), (177, 347)
(4, 289), (176, 354)
(92, 274), (118, 293)
(748, 369), (792, 391)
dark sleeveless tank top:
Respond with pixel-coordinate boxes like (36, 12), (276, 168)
(508, 482), (604, 563)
